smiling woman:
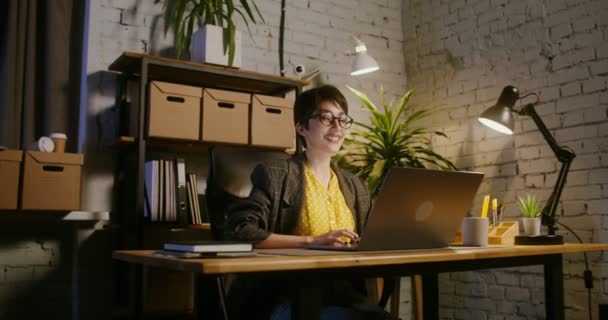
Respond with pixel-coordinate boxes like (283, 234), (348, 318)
(224, 85), (397, 320)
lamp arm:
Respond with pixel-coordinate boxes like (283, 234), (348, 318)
(516, 103), (576, 235)
(543, 160), (573, 234)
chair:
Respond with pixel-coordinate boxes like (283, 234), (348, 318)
(206, 146), (289, 240)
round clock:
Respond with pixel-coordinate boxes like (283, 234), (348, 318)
(37, 136), (55, 152)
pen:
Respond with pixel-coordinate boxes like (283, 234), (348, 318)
(497, 200), (505, 224)
(492, 198), (498, 227)
(481, 195), (490, 218)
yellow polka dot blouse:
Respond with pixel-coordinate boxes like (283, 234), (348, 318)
(297, 165), (355, 237)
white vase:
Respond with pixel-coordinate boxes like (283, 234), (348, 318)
(521, 217), (541, 236)
(190, 24), (242, 68)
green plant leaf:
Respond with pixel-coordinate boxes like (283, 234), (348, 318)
(517, 194), (541, 218)
(367, 159), (387, 196)
(174, 0), (189, 58)
(342, 86), (456, 186)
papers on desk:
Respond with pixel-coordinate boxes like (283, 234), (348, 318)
(154, 250), (258, 258)
(449, 244), (515, 250)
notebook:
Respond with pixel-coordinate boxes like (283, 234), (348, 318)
(308, 166), (484, 252)
(163, 241), (253, 253)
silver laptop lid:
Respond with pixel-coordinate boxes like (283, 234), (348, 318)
(358, 167), (484, 251)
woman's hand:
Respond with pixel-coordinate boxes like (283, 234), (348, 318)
(309, 229), (359, 247)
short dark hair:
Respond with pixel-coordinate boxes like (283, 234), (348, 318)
(293, 85), (348, 128)
(293, 85), (348, 149)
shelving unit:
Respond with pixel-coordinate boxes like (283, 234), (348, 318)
(0, 210), (110, 221)
(109, 52), (305, 247)
(109, 52), (306, 317)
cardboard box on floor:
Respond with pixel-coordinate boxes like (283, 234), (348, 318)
(202, 88), (250, 145)
(250, 94), (295, 149)
(0, 150), (23, 209)
(148, 81), (202, 140)
(21, 151), (84, 210)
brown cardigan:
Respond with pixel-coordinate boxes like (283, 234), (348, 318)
(225, 153), (371, 242)
(223, 154), (373, 319)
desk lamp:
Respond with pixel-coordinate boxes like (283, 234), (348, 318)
(478, 86), (576, 245)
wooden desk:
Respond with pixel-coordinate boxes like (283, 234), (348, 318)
(114, 243), (608, 320)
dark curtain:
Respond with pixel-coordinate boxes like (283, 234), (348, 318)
(0, 0), (85, 152)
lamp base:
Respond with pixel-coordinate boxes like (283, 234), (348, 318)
(514, 234), (564, 245)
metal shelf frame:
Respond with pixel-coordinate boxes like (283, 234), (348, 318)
(110, 52), (305, 318)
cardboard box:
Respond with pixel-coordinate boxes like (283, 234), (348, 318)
(21, 151), (84, 210)
(148, 81), (202, 140)
(0, 150), (23, 209)
(250, 94), (295, 149)
(201, 88), (250, 145)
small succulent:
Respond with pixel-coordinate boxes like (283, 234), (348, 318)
(517, 194), (542, 218)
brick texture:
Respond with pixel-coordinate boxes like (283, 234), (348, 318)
(403, 0), (608, 319)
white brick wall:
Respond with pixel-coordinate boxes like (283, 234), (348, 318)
(403, 0), (608, 319)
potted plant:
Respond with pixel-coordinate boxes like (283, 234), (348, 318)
(336, 86), (457, 196)
(163, 0), (264, 67)
(517, 194), (542, 235)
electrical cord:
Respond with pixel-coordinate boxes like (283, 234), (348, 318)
(279, 0), (286, 77)
(555, 220), (593, 320)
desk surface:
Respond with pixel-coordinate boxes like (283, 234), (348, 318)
(113, 243), (608, 275)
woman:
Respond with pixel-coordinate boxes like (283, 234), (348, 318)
(225, 85), (394, 320)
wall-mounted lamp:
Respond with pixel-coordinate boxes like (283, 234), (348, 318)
(478, 86), (576, 245)
(349, 36), (379, 76)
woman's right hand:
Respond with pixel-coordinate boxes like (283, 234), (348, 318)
(309, 229), (359, 247)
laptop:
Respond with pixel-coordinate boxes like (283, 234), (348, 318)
(308, 166), (484, 252)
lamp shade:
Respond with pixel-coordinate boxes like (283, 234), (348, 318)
(350, 42), (379, 76)
(478, 105), (514, 134)
(478, 85), (520, 135)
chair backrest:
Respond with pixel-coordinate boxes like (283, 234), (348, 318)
(206, 146), (289, 240)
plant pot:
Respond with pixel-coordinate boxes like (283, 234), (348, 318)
(521, 217), (541, 236)
(190, 24), (242, 68)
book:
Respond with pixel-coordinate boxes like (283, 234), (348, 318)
(153, 250), (258, 258)
(163, 241), (253, 253)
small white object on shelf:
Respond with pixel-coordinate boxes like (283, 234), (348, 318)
(63, 211), (110, 221)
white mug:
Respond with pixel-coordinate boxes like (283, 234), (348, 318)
(462, 217), (489, 246)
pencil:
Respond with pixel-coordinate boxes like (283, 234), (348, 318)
(492, 198), (498, 227)
(481, 195), (490, 218)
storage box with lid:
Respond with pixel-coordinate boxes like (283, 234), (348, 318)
(0, 150), (23, 209)
(201, 88), (250, 145)
(148, 81), (202, 140)
(250, 94), (295, 149)
(21, 151), (84, 210)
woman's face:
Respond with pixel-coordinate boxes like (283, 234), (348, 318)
(297, 100), (350, 155)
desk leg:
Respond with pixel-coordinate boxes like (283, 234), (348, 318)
(194, 274), (228, 320)
(421, 273), (439, 320)
(293, 286), (322, 320)
(544, 254), (565, 320)
(134, 265), (143, 320)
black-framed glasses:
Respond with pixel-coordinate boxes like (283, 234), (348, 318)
(309, 111), (353, 129)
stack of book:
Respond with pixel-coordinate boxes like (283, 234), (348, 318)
(157, 241), (255, 258)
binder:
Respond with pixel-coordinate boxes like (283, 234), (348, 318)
(144, 160), (159, 221)
(158, 159), (164, 222)
(175, 158), (189, 224)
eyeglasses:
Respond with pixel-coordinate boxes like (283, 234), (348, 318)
(309, 111), (353, 129)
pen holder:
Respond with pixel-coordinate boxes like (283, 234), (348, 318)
(462, 217), (489, 246)
(488, 221), (519, 245)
